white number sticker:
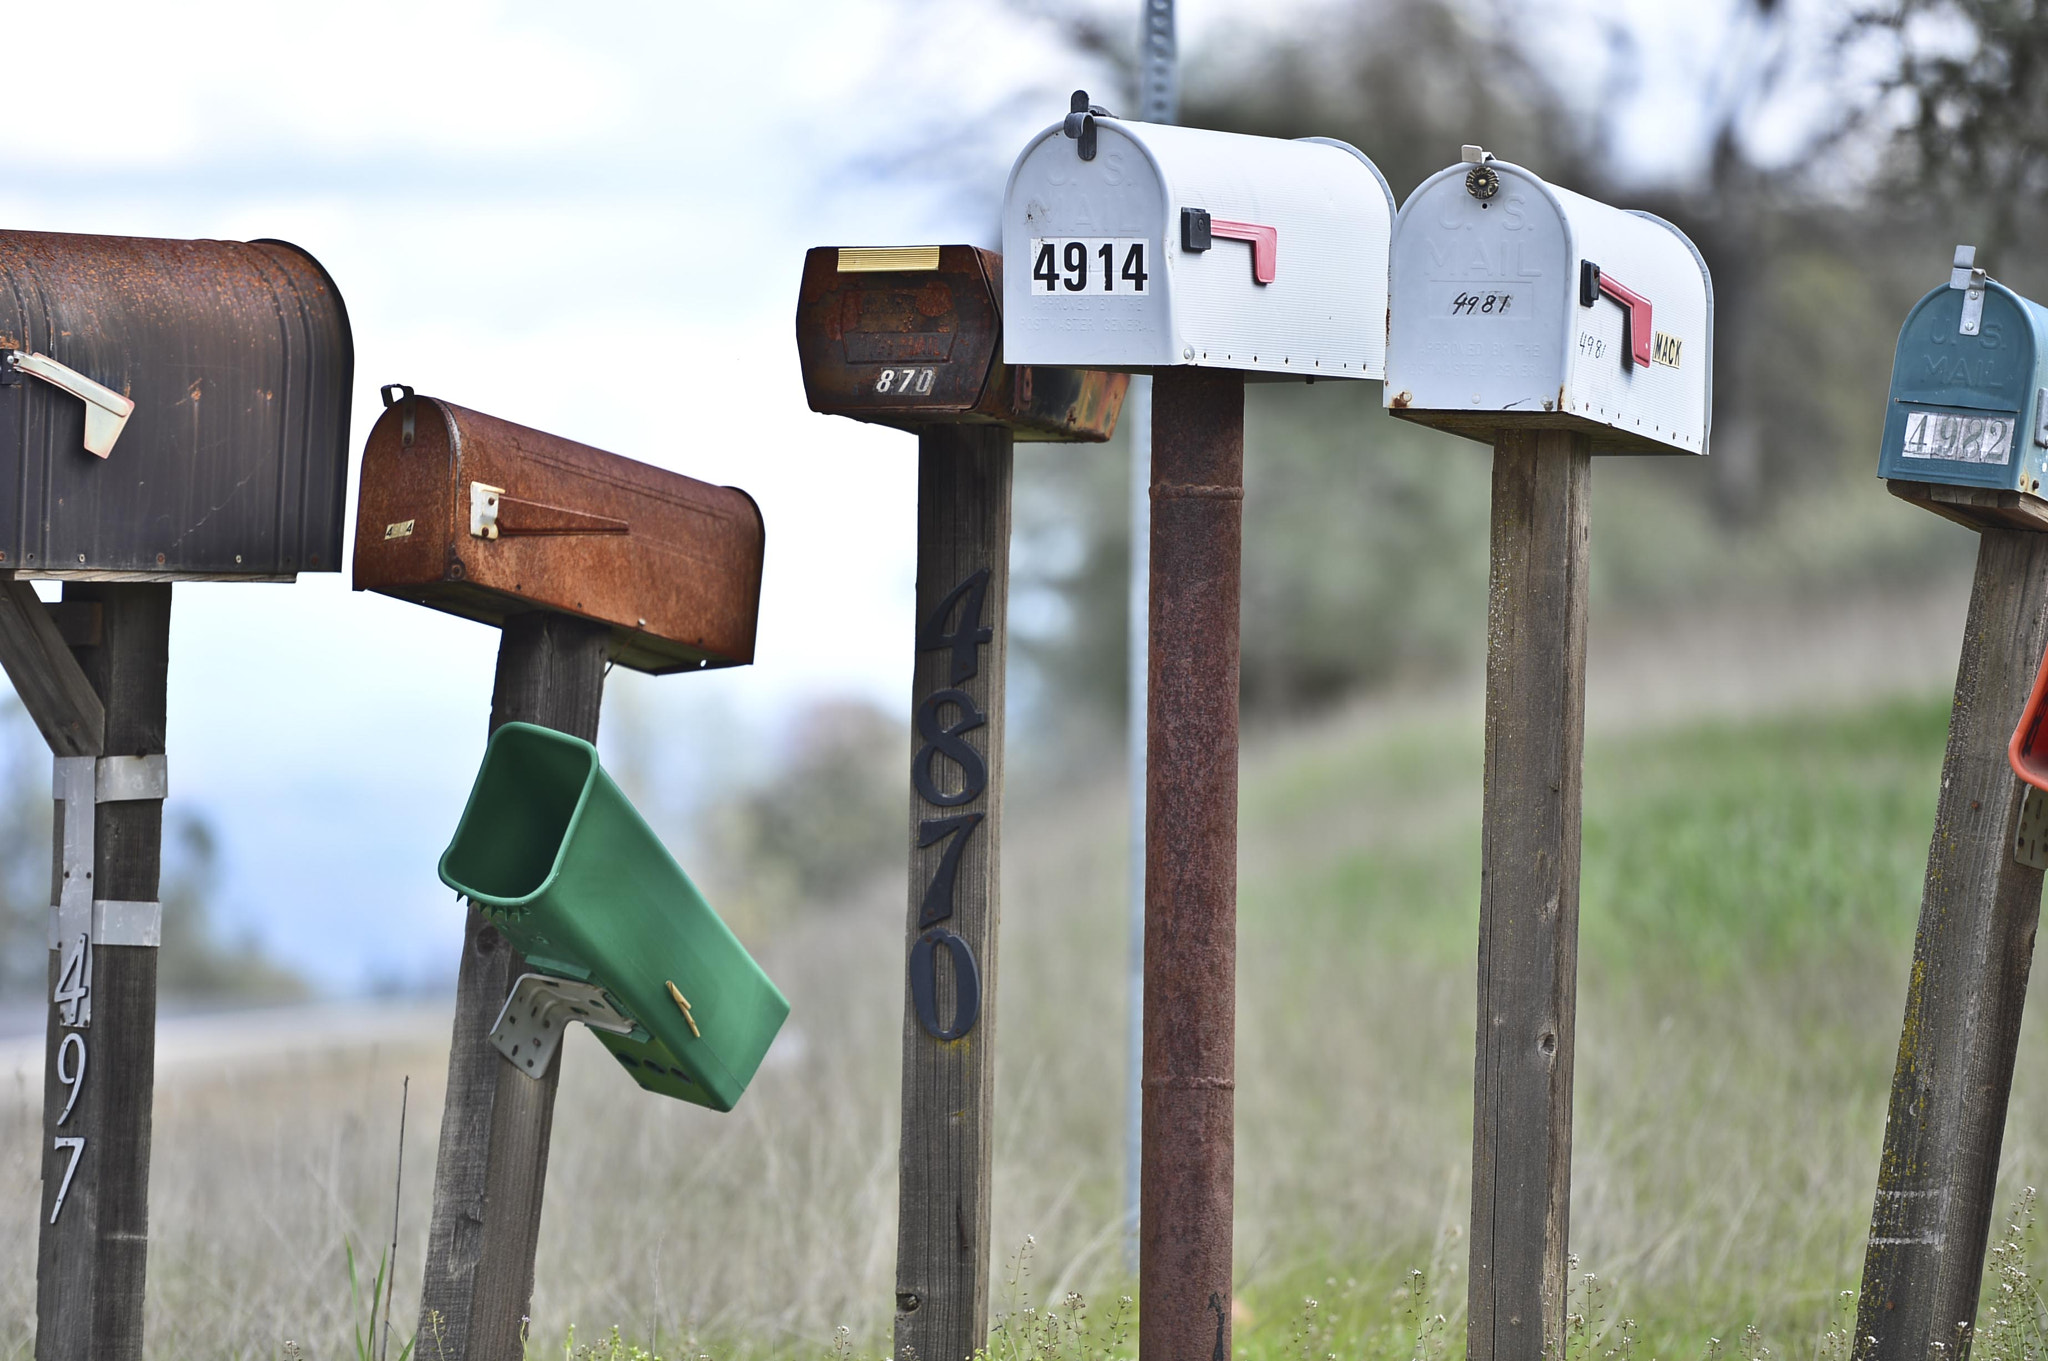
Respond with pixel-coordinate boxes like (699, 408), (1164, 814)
(876, 368), (937, 396)
(1449, 291), (1515, 316)
(1901, 409), (2014, 465)
(1030, 238), (1150, 295)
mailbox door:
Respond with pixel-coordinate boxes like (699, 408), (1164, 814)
(1556, 194), (1712, 454)
(794, 245), (1128, 440)
(1878, 282), (2045, 491)
(0, 231), (352, 579)
(1388, 163), (1573, 424)
(1003, 120), (1391, 378)
(352, 397), (764, 674)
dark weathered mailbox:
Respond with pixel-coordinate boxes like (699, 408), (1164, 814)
(351, 393), (764, 674)
(795, 244), (1127, 438)
(0, 230), (353, 579)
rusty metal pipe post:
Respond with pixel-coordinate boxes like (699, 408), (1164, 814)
(1141, 369), (1243, 1361)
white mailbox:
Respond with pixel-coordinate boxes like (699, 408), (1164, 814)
(1000, 92), (1395, 379)
(1386, 148), (1714, 454)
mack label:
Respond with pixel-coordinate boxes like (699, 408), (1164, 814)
(1652, 332), (1683, 368)
(1900, 408), (2014, 465)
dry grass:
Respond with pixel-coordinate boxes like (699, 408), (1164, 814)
(5, 678), (2046, 1358)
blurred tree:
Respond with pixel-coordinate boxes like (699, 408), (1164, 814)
(994, 0), (1966, 737)
(699, 698), (906, 928)
(0, 698), (306, 1002)
(1844, 0), (2048, 270)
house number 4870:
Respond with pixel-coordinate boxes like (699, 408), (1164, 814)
(908, 568), (993, 1041)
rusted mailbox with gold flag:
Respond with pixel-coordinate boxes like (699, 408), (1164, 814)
(796, 242), (1124, 1361)
(353, 390), (768, 1360)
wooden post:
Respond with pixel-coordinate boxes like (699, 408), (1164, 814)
(35, 583), (172, 1361)
(1854, 527), (2048, 1361)
(1468, 430), (1592, 1361)
(1141, 369), (1244, 1361)
(417, 611), (609, 1361)
(894, 425), (1011, 1361)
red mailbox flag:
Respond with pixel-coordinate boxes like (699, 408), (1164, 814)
(2008, 642), (2048, 790)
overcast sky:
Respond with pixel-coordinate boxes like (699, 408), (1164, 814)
(0, 0), (1866, 991)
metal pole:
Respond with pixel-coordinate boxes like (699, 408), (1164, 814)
(1141, 368), (1242, 1361)
(1125, 0), (1176, 1278)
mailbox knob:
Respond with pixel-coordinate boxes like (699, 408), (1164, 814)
(4, 351), (134, 459)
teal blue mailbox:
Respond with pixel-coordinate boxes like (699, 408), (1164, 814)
(440, 722), (789, 1111)
(1880, 246), (2048, 493)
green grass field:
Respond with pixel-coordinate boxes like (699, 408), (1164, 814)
(16, 688), (2048, 1361)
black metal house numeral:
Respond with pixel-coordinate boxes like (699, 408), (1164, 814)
(909, 567), (992, 1041)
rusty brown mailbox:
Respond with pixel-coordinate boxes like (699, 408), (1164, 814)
(0, 230), (353, 579)
(352, 393), (764, 673)
(795, 244), (1127, 438)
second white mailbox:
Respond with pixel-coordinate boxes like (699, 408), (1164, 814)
(1001, 98), (1395, 379)
(1386, 149), (1713, 454)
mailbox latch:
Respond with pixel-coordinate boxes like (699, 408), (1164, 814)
(1063, 89), (1114, 162)
(489, 972), (639, 1079)
(4, 351), (135, 458)
(469, 481), (629, 541)
(1952, 244), (1990, 336)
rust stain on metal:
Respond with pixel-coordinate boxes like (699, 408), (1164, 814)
(1142, 367), (1244, 1361)
(794, 244), (1127, 442)
(1391, 389), (1413, 409)
(0, 229), (352, 579)
(352, 396), (764, 675)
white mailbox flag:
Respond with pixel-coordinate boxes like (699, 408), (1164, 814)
(1002, 98), (1394, 378)
(1386, 148), (1713, 454)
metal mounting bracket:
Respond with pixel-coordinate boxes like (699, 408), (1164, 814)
(50, 750), (170, 1025)
(2018, 785), (2048, 870)
(488, 972), (639, 1079)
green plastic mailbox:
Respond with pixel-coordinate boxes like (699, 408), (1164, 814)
(439, 721), (789, 1111)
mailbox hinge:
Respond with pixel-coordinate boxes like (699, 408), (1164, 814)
(489, 971), (639, 1079)
(1952, 244), (1990, 336)
(4, 351), (135, 458)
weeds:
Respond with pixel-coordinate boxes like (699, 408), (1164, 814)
(346, 1239), (414, 1361)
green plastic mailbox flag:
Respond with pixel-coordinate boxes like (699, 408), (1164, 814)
(439, 721), (789, 1111)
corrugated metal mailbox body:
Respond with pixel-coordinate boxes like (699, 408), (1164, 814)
(1000, 118), (1394, 377)
(1876, 251), (2048, 492)
(1386, 154), (1713, 454)
(795, 244), (1128, 439)
(352, 395), (763, 674)
(0, 230), (352, 578)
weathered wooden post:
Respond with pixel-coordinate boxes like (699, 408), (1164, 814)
(352, 394), (768, 1360)
(0, 229), (353, 1360)
(1002, 96), (1395, 1360)
(1852, 247), (2048, 1361)
(794, 244), (1126, 1361)
(1386, 148), (1715, 1361)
